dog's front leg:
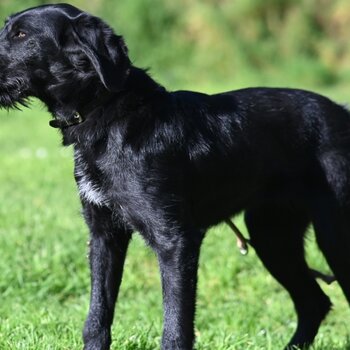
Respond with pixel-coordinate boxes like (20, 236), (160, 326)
(82, 203), (131, 350)
(156, 231), (204, 350)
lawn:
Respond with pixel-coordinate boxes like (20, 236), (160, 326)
(0, 97), (350, 350)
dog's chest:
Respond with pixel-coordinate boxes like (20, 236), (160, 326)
(74, 150), (110, 207)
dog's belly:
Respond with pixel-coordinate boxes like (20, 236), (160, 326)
(190, 188), (252, 228)
(188, 164), (311, 229)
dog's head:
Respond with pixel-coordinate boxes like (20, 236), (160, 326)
(0, 3), (130, 124)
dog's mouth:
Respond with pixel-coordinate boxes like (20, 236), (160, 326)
(0, 78), (29, 109)
(49, 111), (85, 129)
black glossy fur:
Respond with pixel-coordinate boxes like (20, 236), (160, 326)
(1, 4), (350, 350)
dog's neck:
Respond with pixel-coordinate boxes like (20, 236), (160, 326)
(49, 110), (84, 129)
(46, 85), (114, 130)
(47, 67), (164, 130)
(124, 67), (165, 94)
(54, 66), (167, 147)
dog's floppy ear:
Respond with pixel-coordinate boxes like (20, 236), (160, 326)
(68, 14), (130, 92)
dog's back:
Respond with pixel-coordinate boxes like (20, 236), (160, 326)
(162, 87), (350, 228)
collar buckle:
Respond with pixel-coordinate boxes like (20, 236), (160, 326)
(49, 111), (85, 129)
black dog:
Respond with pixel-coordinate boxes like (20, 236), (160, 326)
(1, 4), (350, 350)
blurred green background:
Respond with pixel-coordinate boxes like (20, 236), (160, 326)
(1, 1), (350, 349)
(2, 0), (350, 93)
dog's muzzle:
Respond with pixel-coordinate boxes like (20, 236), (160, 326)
(49, 111), (84, 128)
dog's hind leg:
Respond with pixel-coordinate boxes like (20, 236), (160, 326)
(312, 152), (350, 304)
(245, 203), (331, 350)
(312, 203), (350, 300)
(310, 195), (350, 305)
(82, 203), (132, 350)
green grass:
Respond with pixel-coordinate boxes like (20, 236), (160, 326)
(1, 97), (350, 350)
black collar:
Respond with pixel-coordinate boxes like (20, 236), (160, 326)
(49, 111), (84, 129)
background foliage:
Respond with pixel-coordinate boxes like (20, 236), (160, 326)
(1, 1), (350, 349)
(1, 0), (350, 91)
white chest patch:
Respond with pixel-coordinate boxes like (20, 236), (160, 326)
(74, 150), (109, 207)
(77, 175), (109, 207)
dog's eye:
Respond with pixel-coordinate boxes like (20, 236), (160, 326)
(14, 31), (26, 39)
